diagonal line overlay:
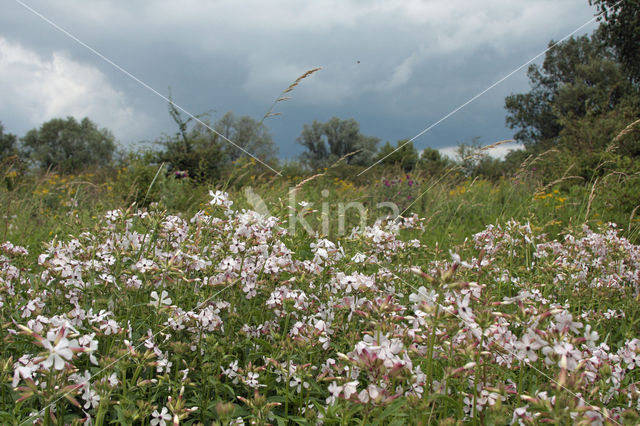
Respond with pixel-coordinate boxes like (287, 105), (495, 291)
(13, 0), (282, 176)
(11, 0), (626, 424)
(358, 0), (623, 176)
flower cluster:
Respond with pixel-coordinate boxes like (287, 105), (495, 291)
(2, 190), (639, 424)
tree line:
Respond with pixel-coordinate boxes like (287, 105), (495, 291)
(1, 0), (638, 182)
(0, 106), (453, 180)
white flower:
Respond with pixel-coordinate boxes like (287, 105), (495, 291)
(222, 361), (239, 384)
(156, 353), (173, 374)
(553, 312), (583, 334)
(351, 252), (367, 263)
(82, 386), (100, 409)
(409, 286), (437, 306)
(343, 380), (358, 399)
(245, 371), (260, 388)
(545, 342), (582, 371)
(450, 251), (473, 268)
(135, 258), (157, 273)
(327, 381), (342, 405)
(209, 190), (232, 207)
(515, 332), (544, 362)
(100, 319), (120, 335)
(151, 406), (171, 426)
(41, 329), (76, 371)
(13, 364), (36, 387)
(78, 333), (99, 366)
(584, 324), (599, 348)
(314, 247), (328, 260)
(366, 384), (381, 401)
(105, 210), (120, 221)
(107, 372), (119, 387)
(150, 290), (172, 308)
(289, 375), (310, 393)
(456, 294), (474, 323)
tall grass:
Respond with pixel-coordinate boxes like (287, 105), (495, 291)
(2, 158), (638, 253)
(2, 156), (640, 424)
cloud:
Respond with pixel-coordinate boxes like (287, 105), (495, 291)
(438, 142), (525, 160)
(375, 50), (424, 92)
(0, 37), (151, 142)
(486, 143), (525, 159)
(438, 146), (460, 160)
(1, 0), (599, 153)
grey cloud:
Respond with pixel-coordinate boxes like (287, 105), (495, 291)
(1, 0), (599, 159)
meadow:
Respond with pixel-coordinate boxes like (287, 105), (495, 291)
(1, 161), (639, 425)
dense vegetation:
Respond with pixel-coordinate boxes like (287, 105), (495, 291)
(0, 6), (639, 425)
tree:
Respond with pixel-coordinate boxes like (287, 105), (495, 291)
(214, 112), (277, 163)
(418, 147), (451, 176)
(456, 138), (488, 177)
(0, 122), (18, 161)
(376, 140), (419, 171)
(22, 117), (116, 173)
(297, 120), (328, 167)
(590, 0), (640, 83)
(297, 117), (379, 169)
(159, 102), (226, 181)
(505, 32), (639, 153)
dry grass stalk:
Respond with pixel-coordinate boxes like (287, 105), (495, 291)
(629, 205), (640, 233)
(283, 67), (323, 94)
(584, 177), (599, 221)
(263, 67), (323, 121)
(607, 119), (640, 152)
(535, 164), (584, 195)
(288, 150), (360, 196)
(515, 148), (561, 178)
(535, 176), (584, 195)
(288, 173), (325, 196)
(480, 139), (515, 152)
(462, 139), (515, 161)
(467, 176), (480, 191)
(328, 150), (361, 169)
(601, 170), (631, 183)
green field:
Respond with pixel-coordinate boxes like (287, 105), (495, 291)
(1, 164), (639, 425)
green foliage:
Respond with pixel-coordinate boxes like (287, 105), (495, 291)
(277, 159), (307, 180)
(557, 102), (639, 158)
(376, 139), (419, 171)
(455, 140), (486, 177)
(590, 0), (640, 83)
(297, 117), (379, 169)
(505, 32), (636, 151)
(3, 165), (640, 423)
(22, 117), (116, 174)
(504, 31), (640, 184)
(418, 147), (451, 176)
(0, 122), (18, 162)
(453, 138), (506, 180)
(214, 111), (278, 163)
(115, 150), (169, 206)
(159, 101), (278, 183)
(158, 101), (226, 182)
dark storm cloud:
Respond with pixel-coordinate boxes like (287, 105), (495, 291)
(0, 0), (599, 159)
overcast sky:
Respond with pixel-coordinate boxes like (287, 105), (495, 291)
(0, 0), (601, 161)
